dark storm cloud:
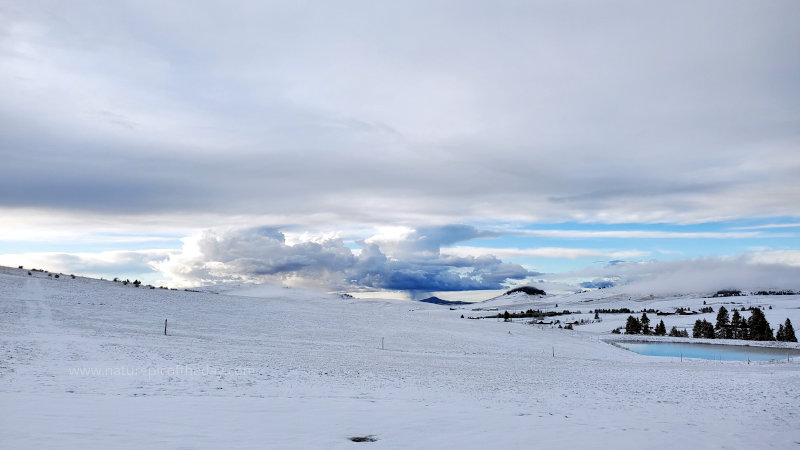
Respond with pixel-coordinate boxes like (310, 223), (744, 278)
(0, 0), (798, 225)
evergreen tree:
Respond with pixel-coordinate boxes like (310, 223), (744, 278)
(503, 310), (510, 322)
(668, 326), (683, 337)
(715, 306), (731, 338)
(736, 311), (750, 340)
(625, 315), (642, 334)
(735, 309), (753, 340)
(776, 324), (785, 341)
(641, 312), (651, 335)
(747, 308), (774, 341)
(731, 309), (742, 339)
(654, 320), (666, 336)
(693, 319), (715, 338)
(692, 320), (703, 338)
(709, 321), (716, 338)
(783, 318), (797, 342)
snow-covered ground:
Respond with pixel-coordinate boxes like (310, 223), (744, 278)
(1, 266), (799, 448)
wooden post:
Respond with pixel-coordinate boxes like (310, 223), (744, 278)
(164, 319), (168, 335)
(552, 346), (554, 357)
(381, 337), (384, 350)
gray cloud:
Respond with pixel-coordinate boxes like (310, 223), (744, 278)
(0, 1), (798, 226)
(156, 225), (536, 292)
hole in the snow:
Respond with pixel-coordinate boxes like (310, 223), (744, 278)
(349, 435), (378, 442)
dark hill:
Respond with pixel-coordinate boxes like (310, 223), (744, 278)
(505, 286), (546, 296)
(418, 296), (470, 305)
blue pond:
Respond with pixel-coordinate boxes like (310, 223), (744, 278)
(614, 341), (800, 361)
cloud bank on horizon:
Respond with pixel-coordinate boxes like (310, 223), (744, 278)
(1, 1), (799, 294)
(155, 225), (800, 295)
(152, 225), (534, 293)
(2, 223), (799, 297)
(568, 255), (800, 296)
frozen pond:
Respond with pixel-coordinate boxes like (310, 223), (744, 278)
(614, 341), (800, 361)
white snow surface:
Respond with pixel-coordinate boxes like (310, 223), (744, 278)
(1, 266), (799, 449)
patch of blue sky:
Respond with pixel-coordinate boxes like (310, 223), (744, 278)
(452, 218), (799, 274)
(463, 234), (793, 254)
(512, 217), (799, 232)
(0, 235), (184, 254)
(342, 240), (362, 251)
(719, 216), (800, 230)
(518, 257), (606, 274)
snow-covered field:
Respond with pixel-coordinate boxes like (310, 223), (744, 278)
(1, 266), (799, 449)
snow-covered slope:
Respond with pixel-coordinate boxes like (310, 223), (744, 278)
(1, 266), (799, 448)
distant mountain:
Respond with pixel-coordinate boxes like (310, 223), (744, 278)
(418, 296), (471, 305)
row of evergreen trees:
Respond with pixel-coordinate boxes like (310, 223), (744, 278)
(623, 307), (796, 342)
(624, 312), (669, 335)
(699, 306), (796, 341)
(623, 313), (688, 337)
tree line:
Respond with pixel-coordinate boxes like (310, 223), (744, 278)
(621, 312), (677, 336)
(623, 306), (796, 342)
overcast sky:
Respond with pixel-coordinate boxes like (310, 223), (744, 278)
(1, 1), (799, 296)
